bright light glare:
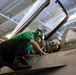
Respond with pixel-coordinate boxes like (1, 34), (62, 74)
(6, 33), (12, 39)
(68, 13), (76, 21)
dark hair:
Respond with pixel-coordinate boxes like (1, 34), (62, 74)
(34, 34), (42, 39)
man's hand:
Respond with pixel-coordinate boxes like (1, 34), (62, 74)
(43, 52), (48, 55)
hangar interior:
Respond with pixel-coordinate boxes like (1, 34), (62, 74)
(0, 0), (76, 43)
(0, 0), (76, 75)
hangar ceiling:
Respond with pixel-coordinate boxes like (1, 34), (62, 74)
(0, 0), (36, 42)
(0, 0), (76, 43)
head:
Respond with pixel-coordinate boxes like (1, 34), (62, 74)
(33, 31), (42, 42)
(51, 38), (61, 45)
(51, 38), (61, 52)
(34, 35), (42, 42)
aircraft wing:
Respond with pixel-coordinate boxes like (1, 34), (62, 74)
(1, 64), (66, 75)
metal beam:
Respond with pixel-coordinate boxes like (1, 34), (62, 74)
(0, 13), (18, 24)
(10, 0), (50, 37)
(56, 31), (62, 36)
(64, 18), (76, 26)
(1, 0), (24, 14)
(0, 39), (5, 41)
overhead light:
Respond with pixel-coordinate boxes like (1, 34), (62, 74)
(71, 2), (74, 4)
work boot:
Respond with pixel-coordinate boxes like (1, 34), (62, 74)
(13, 55), (31, 71)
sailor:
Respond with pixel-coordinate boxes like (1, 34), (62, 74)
(0, 31), (47, 71)
(51, 38), (61, 52)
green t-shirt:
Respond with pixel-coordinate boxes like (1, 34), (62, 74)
(11, 32), (34, 40)
(10, 32), (34, 54)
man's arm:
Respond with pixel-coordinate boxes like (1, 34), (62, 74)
(30, 39), (48, 55)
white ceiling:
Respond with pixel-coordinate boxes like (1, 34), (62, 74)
(0, 0), (76, 43)
(0, 0), (35, 40)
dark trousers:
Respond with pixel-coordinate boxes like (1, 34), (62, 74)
(0, 38), (28, 68)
